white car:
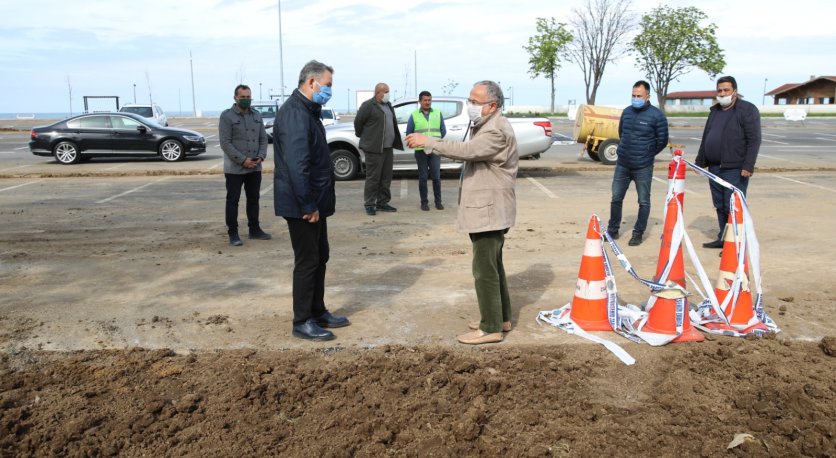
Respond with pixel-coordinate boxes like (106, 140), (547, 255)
(320, 107), (340, 126)
(119, 103), (168, 126)
(326, 97), (554, 180)
(251, 100), (280, 143)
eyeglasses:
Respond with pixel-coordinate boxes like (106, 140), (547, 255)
(466, 99), (495, 106)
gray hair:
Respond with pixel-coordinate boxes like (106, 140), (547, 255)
(474, 80), (504, 109)
(297, 60), (334, 87)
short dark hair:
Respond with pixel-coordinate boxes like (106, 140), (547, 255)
(474, 80), (504, 109)
(297, 60), (334, 88)
(717, 75), (737, 90)
(234, 84), (250, 97)
(633, 80), (650, 92)
(419, 90), (432, 100)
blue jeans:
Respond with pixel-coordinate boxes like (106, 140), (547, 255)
(607, 164), (653, 235)
(708, 165), (749, 239)
(414, 150), (442, 206)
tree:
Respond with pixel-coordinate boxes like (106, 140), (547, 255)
(631, 5), (725, 111)
(524, 17), (573, 113)
(568, 0), (636, 105)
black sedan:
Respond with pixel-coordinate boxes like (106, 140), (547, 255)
(29, 112), (206, 164)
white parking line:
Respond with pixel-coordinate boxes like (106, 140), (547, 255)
(102, 163), (128, 171)
(773, 175), (836, 193)
(762, 133), (787, 138)
(0, 151), (17, 155)
(205, 163), (221, 171)
(260, 183), (273, 197)
(761, 139), (789, 145)
(758, 154), (792, 162)
(651, 176), (702, 196)
(400, 179), (408, 198)
(524, 174), (557, 198)
(688, 137), (702, 141)
(0, 179), (41, 193)
(96, 178), (169, 204)
(814, 137), (836, 142)
(814, 132), (836, 137)
(0, 164), (32, 172)
(14, 146), (28, 150)
(204, 134), (217, 140)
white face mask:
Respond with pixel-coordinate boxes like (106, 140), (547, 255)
(467, 103), (483, 125)
(381, 92), (390, 103)
(717, 94), (733, 107)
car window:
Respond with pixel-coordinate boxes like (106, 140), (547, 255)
(121, 106), (153, 118)
(434, 101), (461, 119)
(394, 102), (418, 124)
(67, 116), (109, 128)
(110, 116), (143, 129)
(321, 109), (335, 120)
(252, 105), (276, 117)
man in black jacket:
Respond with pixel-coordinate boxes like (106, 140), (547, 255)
(607, 80), (669, 246)
(354, 82), (404, 215)
(273, 60), (350, 341)
(695, 75), (761, 248)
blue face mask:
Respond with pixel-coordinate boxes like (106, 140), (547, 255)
(313, 82), (332, 105)
(631, 97), (646, 109)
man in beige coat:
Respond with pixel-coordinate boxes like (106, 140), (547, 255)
(406, 80), (518, 345)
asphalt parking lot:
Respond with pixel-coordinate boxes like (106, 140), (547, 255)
(1, 116), (835, 351)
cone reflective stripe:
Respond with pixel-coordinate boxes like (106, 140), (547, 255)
(641, 181), (704, 342)
(705, 193), (768, 333)
(569, 215), (612, 331)
(665, 149), (686, 208)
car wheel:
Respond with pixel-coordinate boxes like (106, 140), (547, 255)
(599, 139), (619, 165)
(586, 143), (600, 161)
(331, 149), (360, 181)
(160, 139), (184, 162)
(53, 141), (80, 164)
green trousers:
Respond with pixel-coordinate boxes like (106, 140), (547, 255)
(469, 230), (512, 333)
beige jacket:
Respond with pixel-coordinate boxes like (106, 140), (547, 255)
(425, 111), (518, 233)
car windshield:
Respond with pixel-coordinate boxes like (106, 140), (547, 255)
(120, 106), (154, 118)
(252, 105), (276, 117)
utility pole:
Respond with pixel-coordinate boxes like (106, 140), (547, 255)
(414, 50), (418, 97)
(763, 78), (768, 105)
(67, 75), (73, 116)
(133, 83), (136, 103)
(259, 82), (263, 100)
(190, 50), (197, 116)
(278, 0), (285, 103)
(347, 88), (350, 114)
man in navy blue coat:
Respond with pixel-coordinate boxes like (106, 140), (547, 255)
(273, 60), (350, 341)
(607, 80), (669, 246)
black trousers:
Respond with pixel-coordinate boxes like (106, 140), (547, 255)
(285, 216), (329, 325)
(225, 171), (262, 233)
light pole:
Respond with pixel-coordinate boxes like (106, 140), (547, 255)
(259, 82), (262, 100)
(762, 78), (768, 105)
(278, 0), (285, 103)
(189, 50), (197, 117)
(347, 88), (350, 114)
(509, 86), (514, 106)
(133, 83), (136, 103)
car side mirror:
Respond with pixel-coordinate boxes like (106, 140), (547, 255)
(137, 125), (147, 133)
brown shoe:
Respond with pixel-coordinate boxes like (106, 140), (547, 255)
(468, 320), (512, 332)
(457, 330), (503, 345)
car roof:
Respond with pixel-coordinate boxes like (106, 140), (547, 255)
(60, 112), (152, 123)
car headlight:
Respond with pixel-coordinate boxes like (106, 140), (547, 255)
(183, 135), (203, 142)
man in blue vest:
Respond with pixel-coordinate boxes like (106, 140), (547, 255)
(606, 80), (669, 246)
(405, 91), (447, 211)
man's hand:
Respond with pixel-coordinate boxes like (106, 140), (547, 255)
(405, 133), (428, 149)
(303, 210), (320, 223)
(244, 157), (261, 169)
(742, 169), (753, 177)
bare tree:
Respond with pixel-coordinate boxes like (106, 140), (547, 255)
(568, 0), (636, 105)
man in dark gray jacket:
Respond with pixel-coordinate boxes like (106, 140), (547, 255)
(695, 75), (761, 248)
(607, 80), (669, 246)
(219, 84), (270, 246)
(354, 82), (404, 215)
(273, 60), (349, 341)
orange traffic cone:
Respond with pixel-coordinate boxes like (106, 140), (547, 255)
(705, 193), (768, 333)
(569, 215), (611, 331)
(641, 192), (704, 342)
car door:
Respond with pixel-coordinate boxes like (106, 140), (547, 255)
(110, 115), (154, 154)
(394, 100), (466, 167)
(393, 101), (419, 167)
(67, 115), (112, 151)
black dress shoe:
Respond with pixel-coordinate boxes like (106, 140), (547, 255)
(315, 311), (350, 328)
(248, 229), (272, 240)
(421, 204), (430, 211)
(703, 239), (724, 249)
(609, 231), (619, 240)
(628, 232), (643, 246)
(229, 234), (243, 246)
(435, 203), (444, 210)
(365, 206), (376, 215)
(376, 203), (397, 212)
(292, 319), (335, 341)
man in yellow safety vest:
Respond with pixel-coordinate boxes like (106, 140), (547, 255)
(405, 91), (447, 211)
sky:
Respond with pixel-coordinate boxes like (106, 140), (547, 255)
(1, 0), (835, 115)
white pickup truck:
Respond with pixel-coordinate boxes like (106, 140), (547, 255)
(326, 97), (554, 180)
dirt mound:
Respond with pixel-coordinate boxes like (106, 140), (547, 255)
(2, 337), (834, 456)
